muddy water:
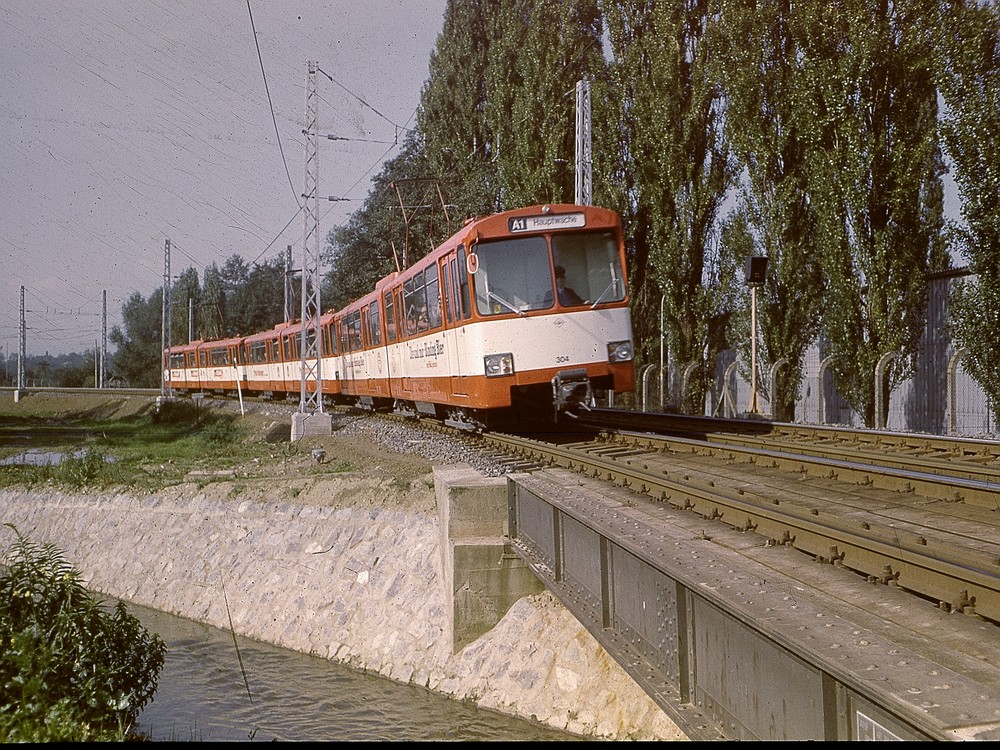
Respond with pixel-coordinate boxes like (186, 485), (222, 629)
(127, 602), (581, 742)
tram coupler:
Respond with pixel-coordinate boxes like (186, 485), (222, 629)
(552, 368), (593, 421)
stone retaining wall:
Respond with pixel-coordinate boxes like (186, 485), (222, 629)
(0, 472), (683, 741)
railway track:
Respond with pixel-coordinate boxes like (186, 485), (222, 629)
(472, 409), (1000, 627)
(11, 388), (1000, 626)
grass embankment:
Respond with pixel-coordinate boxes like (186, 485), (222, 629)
(0, 396), (281, 492)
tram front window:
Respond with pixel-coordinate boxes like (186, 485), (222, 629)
(471, 231), (625, 316)
(551, 231), (625, 307)
(472, 236), (551, 316)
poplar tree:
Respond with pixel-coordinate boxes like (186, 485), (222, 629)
(797, 0), (947, 427)
(416, 0), (499, 217)
(938, 0), (1000, 415)
(219, 255), (252, 336)
(171, 267), (200, 346)
(324, 134), (449, 305)
(484, 0), (607, 209)
(601, 0), (736, 412)
(200, 263), (226, 340)
(241, 257), (287, 334)
(715, 0), (826, 421)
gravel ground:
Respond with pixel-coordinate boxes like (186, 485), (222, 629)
(228, 398), (517, 478)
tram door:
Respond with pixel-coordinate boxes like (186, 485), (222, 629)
(442, 251), (469, 399)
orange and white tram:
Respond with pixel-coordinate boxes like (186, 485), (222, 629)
(165, 340), (203, 394)
(165, 203), (635, 430)
(240, 323), (288, 398)
(275, 312), (341, 401)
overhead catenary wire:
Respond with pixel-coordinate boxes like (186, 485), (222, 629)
(246, 0), (301, 208)
(4, 5), (438, 357)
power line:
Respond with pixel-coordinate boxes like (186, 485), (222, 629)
(246, 0), (301, 208)
(316, 66), (410, 136)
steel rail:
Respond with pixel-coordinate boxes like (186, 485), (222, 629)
(570, 406), (1000, 484)
(480, 429), (1000, 624)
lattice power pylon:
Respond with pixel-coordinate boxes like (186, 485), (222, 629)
(575, 78), (592, 206)
(299, 59), (323, 414)
(161, 238), (172, 398)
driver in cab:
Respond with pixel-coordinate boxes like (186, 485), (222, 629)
(547, 265), (585, 306)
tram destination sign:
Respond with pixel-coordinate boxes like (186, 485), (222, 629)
(508, 212), (586, 232)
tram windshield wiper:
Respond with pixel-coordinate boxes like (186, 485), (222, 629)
(590, 263), (620, 309)
(489, 291), (526, 317)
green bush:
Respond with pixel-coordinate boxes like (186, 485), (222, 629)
(57, 448), (113, 488)
(150, 398), (199, 425)
(0, 524), (166, 742)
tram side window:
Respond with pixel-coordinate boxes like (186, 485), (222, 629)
(338, 321), (348, 353)
(367, 301), (382, 346)
(457, 249), (471, 320)
(322, 324), (337, 356)
(346, 311), (362, 351)
(210, 348), (228, 366)
(425, 267), (442, 328)
(404, 277), (429, 335)
(384, 291), (396, 342)
(442, 262), (454, 325)
(170, 353), (184, 368)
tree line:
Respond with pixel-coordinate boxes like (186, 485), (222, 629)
(109, 0), (998, 427)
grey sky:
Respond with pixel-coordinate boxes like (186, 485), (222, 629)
(0, 0), (446, 357)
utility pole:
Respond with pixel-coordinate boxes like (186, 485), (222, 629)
(292, 60), (331, 439)
(161, 239), (172, 399)
(100, 290), (107, 388)
(17, 285), (25, 399)
(744, 256), (768, 415)
(575, 78), (592, 206)
(284, 245), (295, 322)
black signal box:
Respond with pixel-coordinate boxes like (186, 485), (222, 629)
(744, 256), (768, 284)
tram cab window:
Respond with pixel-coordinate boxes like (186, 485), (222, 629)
(550, 231), (625, 307)
(471, 236), (552, 315)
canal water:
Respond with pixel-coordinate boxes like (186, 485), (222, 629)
(126, 602), (581, 742)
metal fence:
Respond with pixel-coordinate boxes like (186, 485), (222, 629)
(635, 269), (996, 438)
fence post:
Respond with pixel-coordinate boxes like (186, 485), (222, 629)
(818, 356), (835, 425)
(874, 351), (899, 430)
(681, 361), (699, 415)
(723, 361), (739, 418)
(947, 348), (969, 435)
(638, 363), (655, 412)
(769, 358), (787, 420)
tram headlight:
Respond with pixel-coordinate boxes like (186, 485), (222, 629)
(484, 353), (514, 377)
(607, 340), (633, 363)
